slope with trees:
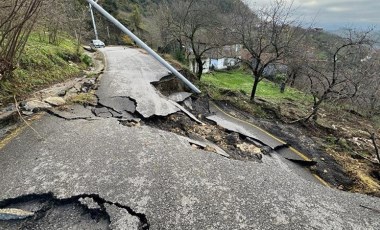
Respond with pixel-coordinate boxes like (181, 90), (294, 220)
(154, 0), (228, 79)
(301, 29), (374, 121)
(0, 0), (44, 81)
(229, 0), (305, 101)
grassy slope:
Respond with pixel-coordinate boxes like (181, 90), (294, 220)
(201, 70), (312, 114)
(0, 33), (89, 104)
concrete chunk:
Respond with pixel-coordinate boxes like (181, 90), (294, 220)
(168, 92), (192, 102)
(44, 97), (66, 106)
(0, 208), (34, 220)
(23, 100), (52, 112)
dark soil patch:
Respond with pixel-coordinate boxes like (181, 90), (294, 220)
(143, 111), (263, 162)
(152, 70), (199, 97)
(0, 194), (110, 230)
(371, 168), (380, 181)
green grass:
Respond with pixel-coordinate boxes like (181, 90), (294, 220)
(0, 33), (89, 104)
(201, 70), (312, 104)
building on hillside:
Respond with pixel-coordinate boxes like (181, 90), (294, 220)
(239, 49), (289, 79)
(188, 44), (243, 74)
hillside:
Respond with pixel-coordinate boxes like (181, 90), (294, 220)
(0, 33), (90, 105)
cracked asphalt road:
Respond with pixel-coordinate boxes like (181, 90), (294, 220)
(96, 47), (179, 118)
(0, 47), (379, 229)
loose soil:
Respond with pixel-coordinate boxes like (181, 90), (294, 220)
(144, 97), (263, 162)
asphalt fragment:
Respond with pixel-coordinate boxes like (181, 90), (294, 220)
(0, 193), (149, 230)
(47, 105), (96, 121)
(98, 96), (137, 114)
(213, 100), (355, 189)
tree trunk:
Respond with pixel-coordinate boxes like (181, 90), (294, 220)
(287, 72), (297, 87)
(195, 56), (203, 79)
(250, 75), (260, 101)
(370, 133), (380, 163)
(305, 96), (325, 121)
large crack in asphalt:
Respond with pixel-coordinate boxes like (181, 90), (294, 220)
(0, 193), (149, 230)
(40, 74), (322, 172)
(212, 100), (356, 188)
(142, 99), (264, 162)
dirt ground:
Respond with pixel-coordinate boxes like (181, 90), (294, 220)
(144, 97), (264, 163)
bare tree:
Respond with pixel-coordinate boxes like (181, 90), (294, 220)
(302, 29), (374, 121)
(230, 0), (304, 101)
(0, 0), (44, 80)
(156, 0), (224, 79)
(62, 0), (92, 55)
(351, 50), (380, 116)
(283, 29), (311, 88)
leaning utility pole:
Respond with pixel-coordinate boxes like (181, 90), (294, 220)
(85, 0), (201, 94)
(89, 0), (99, 40)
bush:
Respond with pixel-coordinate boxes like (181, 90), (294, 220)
(80, 54), (92, 67)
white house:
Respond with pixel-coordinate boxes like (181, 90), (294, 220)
(189, 44), (243, 73)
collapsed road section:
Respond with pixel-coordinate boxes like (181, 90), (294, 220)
(1, 46), (379, 229)
(96, 47), (179, 118)
(1, 115), (380, 229)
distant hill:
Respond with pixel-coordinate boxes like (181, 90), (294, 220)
(328, 29), (380, 45)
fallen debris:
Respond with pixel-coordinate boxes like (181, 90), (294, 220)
(237, 143), (261, 155)
(98, 96), (137, 114)
(183, 97), (193, 110)
(0, 208), (34, 221)
(44, 97), (66, 107)
(22, 100), (52, 112)
(181, 135), (230, 158)
(144, 111), (262, 162)
(169, 100), (204, 125)
(168, 92), (192, 102)
(79, 197), (102, 210)
(48, 104), (95, 120)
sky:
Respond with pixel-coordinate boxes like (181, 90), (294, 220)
(244, 0), (380, 31)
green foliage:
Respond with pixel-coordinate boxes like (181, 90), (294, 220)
(174, 49), (185, 63)
(0, 33), (87, 104)
(201, 70), (312, 104)
(274, 73), (287, 83)
(102, 0), (118, 15)
(128, 4), (142, 31)
(68, 92), (97, 105)
(80, 54), (93, 66)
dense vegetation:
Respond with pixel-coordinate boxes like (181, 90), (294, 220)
(0, 33), (90, 103)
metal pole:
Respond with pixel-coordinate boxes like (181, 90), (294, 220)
(89, 3), (99, 40)
(86, 0), (201, 94)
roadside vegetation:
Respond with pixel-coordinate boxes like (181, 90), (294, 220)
(0, 0), (93, 105)
(0, 33), (90, 104)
